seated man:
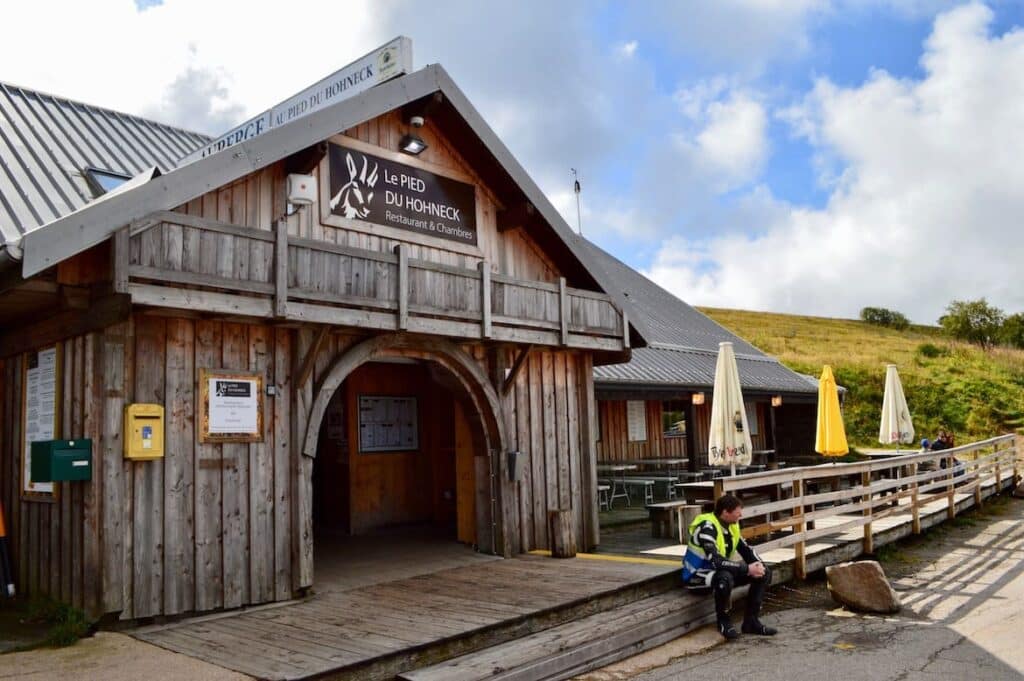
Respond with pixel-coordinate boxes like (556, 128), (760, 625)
(682, 493), (777, 640)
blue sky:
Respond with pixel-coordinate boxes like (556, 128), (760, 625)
(6, 1), (1024, 323)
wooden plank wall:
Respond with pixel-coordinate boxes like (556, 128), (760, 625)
(112, 314), (297, 620)
(596, 400), (769, 462)
(595, 399), (688, 462)
(0, 335), (104, 615)
(492, 347), (594, 553)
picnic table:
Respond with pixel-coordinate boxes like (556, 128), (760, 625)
(596, 463), (638, 507)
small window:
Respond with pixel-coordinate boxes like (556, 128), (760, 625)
(662, 400), (687, 438)
(84, 168), (131, 197)
(745, 402), (759, 436)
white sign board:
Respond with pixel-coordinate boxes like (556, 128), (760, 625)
(181, 36), (412, 164)
(208, 377), (260, 435)
(23, 347), (58, 495)
(626, 400), (647, 442)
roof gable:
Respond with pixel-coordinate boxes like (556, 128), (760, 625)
(16, 66), (628, 314)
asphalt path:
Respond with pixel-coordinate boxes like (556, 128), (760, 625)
(581, 495), (1024, 681)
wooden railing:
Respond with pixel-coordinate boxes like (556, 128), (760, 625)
(115, 212), (627, 352)
(709, 434), (1020, 578)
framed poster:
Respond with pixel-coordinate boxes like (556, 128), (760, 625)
(626, 400), (647, 442)
(358, 395), (418, 453)
(199, 369), (264, 443)
(21, 345), (62, 500)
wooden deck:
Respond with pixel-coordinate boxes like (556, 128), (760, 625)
(130, 552), (676, 680)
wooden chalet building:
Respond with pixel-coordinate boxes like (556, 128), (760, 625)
(0, 54), (643, 620)
(578, 241), (819, 470)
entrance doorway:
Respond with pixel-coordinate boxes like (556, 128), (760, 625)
(312, 359), (478, 544)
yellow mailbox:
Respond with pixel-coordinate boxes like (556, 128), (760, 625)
(124, 404), (165, 460)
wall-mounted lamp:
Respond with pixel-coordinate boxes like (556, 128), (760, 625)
(691, 392), (705, 406)
(399, 115), (428, 155)
(771, 395), (783, 408)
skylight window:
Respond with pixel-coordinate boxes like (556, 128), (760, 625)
(85, 168), (131, 197)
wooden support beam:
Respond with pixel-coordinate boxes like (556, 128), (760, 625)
(496, 201), (535, 232)
(0, 294), (130, 357)
(559, 277), (569, 346)
(622, 309), (630, 349)
(274, 219), (288, 318)
(113, 227), (129, 294)
(501, 345), (532, 395)
(294, 326), (329, 390)
(910, 463), (921, 534)
(396, 244), (409, 331)
(792, 479), (806, 579)
(861, 471), (873, 555)
(479, 261), (492, 339)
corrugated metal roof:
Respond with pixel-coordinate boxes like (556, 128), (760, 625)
(582, 240), (817, 394)
(0, 81), (209, 246)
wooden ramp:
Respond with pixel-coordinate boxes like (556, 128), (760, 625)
(131, 554), (680, 681)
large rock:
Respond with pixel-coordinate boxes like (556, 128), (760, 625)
(825, 560), (902, 614)
(1012, 480), (1024, 499)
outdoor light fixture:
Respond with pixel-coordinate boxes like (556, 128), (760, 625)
(399, 114), (428, 155)
(771, 395), (783, 408)
(399, 133), (428, 155)
(692, 392), (705, 405)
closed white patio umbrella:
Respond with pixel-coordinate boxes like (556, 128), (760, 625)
(709, 342), (753, 476)
(879, 364), (914, 447)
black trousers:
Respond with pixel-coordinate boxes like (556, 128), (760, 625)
(712, 566), (772, 622)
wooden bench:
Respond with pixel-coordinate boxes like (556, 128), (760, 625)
(646, 501), (702, 541)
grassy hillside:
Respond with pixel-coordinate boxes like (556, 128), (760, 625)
(700, 307), (1024, 447)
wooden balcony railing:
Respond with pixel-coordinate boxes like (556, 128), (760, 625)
(114, 211), (628, 351)
(705, 434), (1020, 578)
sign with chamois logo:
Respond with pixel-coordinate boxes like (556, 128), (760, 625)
(328, 142), (477, 245)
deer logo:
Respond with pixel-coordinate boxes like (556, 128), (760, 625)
(330, 152), (379, 219)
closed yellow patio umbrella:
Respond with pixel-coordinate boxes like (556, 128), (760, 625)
(815, 365), (849, 456)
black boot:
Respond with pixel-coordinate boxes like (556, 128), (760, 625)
(718, 617), (740, 640)
(741, 618), (777, 636)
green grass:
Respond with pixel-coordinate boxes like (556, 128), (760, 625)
(21, 598), (91, 648)
(700, 307), (1024, 447)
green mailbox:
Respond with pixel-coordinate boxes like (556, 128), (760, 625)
(30, 439), (93, 483)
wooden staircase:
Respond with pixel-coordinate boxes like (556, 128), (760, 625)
(398, 588), (726, 681)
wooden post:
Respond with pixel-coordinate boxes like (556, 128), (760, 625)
(622, 309), (630, 349)
(792, 478), (806, 579)
(910, 462), (921, 535)
(946, 454), (956, 520)
(396, 244), (409, 331)
(558, 277), (569, 346)
(548, 510), (577, 558)
(862, 470), (873, 555)
(479, 261), (492, 339)
(274, 219), (288, 318)
(113, 226), (129, 294)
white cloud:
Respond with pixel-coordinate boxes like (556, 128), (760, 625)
(646, 3), (1024, 323)
(695, 93), (769, 186)
(617, 41), (639, 58)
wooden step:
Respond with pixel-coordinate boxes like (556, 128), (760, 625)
(397, 588), (731, 681)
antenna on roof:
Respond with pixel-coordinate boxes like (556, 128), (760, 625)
(571, 168), (583, 236)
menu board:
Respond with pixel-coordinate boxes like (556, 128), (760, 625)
(358, 395), (418, 452)
(626, 400), (647, 442)
(22, 346), (60, 497)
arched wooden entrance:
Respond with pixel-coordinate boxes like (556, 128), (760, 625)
(296, 333), (508, 586)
